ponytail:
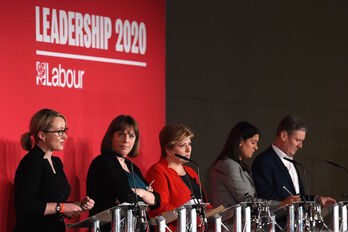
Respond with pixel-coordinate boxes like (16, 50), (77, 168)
(21, 132), (35, 151)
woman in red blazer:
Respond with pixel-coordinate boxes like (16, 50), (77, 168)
(146, 124), (208, 231)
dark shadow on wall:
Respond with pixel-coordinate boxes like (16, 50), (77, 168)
(0, 140), (23, 232)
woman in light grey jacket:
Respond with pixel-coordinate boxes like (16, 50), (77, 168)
(210, 121), (299, 210)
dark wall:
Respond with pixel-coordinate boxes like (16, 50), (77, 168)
(166, 0), (348, 200)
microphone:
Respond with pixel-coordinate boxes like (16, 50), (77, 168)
(324, 160), (348, 199)
(244, 193), (252, 202)
(244, 193), (258, 211)
(174, 153), (198, 165)
(115, 153), (148, 231)
(282, 157), (310, 202)
(175, 154), (208, 231)
(325, 160), (348, 173)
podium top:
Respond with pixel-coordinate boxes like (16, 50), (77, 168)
(150, 204), (224, 226)
(68, 202), (147, 229)
(182, 202), (210, 209)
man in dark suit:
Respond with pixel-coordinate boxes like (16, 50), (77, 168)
(252, 115), (335, 206)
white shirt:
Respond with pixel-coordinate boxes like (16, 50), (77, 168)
(272, 144), (300, 194)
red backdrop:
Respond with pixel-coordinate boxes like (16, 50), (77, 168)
(0, 0), (165, 231)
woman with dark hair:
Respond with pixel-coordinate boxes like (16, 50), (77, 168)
(210, 121), (299, 209)
(146, 124), (209, 232)
(14, 109), (94, 232)
(86, 115), (160, 231)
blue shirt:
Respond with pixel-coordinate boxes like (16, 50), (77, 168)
(126, 171), (147, 190)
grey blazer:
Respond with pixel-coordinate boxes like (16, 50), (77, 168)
(210, 157), (280, 210)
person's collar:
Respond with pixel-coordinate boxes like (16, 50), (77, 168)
(272, 144), (293, 160)
(32, 145), (46, 158)
(160, 157), (169, 166)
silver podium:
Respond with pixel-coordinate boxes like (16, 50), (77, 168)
(68, 202), (147, 232)
(209, 203), (252, 232)
(151, 201), (216, 232)
(332, 201), (348, 232)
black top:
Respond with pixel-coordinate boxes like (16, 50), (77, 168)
(14, 146), (71, 232)
(87, 152), (161, 216)
(180, 173), (207, 202)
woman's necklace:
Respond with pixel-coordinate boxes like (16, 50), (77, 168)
(118, 157), (130, 172)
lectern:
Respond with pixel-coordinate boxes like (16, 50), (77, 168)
(68, 202), (147, 232)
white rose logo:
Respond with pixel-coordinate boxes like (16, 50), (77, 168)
(36, 62), (48, 85)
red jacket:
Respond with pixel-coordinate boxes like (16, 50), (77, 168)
(146, 158), (209, 230)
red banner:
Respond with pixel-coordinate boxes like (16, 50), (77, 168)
(0, 0), (165, 230)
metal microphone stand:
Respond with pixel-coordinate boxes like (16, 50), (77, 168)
(195, 164), (208, 231)
(116, 153), (148, 232)
(174, 154), (208, 231)
(129, 160), (148, 232)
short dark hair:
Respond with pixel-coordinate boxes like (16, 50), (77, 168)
(100, 115), (140, 158)
(276, 115), (307, 137)
(216, 121), (260, 163)
(159, 124), (194, 158)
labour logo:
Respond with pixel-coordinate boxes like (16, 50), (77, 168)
(35, 61), (84, 89)
(36, 62), (48, 85)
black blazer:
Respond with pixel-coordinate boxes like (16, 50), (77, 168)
(251, 146), (310, 201)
